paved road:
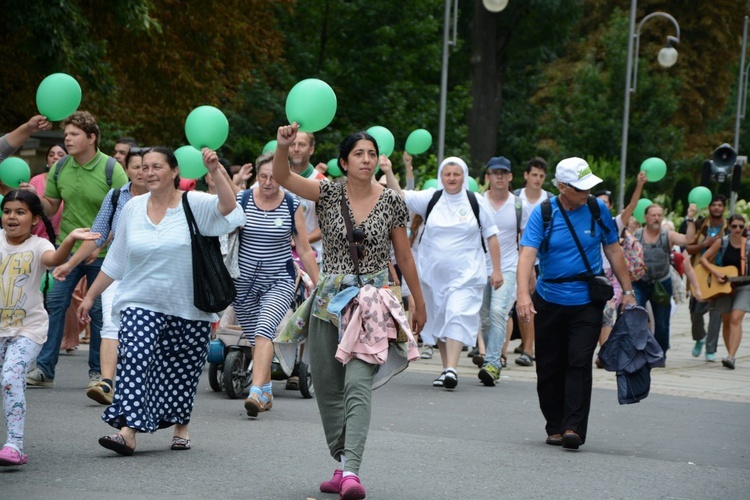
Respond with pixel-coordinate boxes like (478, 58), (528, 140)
(2, 332), (749, 500)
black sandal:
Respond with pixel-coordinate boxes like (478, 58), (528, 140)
(171, 436), (191, 451)
(98, 434), (135, 456)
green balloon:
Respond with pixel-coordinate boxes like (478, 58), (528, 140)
(174, 145), (207, 180)
(634, 198), (653, 223)
(40, 272), (55, 293)
(688, 186), (713, 210)
(405, 129), (432, 155)
(36, 73), (82, 121)
(366, 126), (395, 157)
(0, 157), (31, 188)
(285, 78), (337, 132)
(640, 157), (667, 182)
(326, 158), (342, 177)
(423, 178), (438, 190)
(185, 105), (229, 150)
(468, 177), (479, 193)
(0, 194), (4, 206)
(262, 140), (277, 154)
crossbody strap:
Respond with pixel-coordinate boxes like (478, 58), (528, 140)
(559, 206), (595, 277)
(340, 189), (363, 286)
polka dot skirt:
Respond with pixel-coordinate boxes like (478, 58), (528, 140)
(102, 307), (211, 433)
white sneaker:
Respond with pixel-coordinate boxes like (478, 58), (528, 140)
(87, 371), (102, 389)
(26, 368), (54, 387)
(420, 346), (434, 359)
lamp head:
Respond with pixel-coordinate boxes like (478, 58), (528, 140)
(658, 36), (680, 68)
(483, 0), (509, 13)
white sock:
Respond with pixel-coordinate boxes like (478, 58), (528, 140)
(445, 367), (457, 374)
(342, 471), (358, 478)
(340, 456), (346, 469)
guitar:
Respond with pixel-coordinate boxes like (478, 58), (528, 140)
(692, 263), (750, 300)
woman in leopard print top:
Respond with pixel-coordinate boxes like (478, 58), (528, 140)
(273, 123), (425, 498)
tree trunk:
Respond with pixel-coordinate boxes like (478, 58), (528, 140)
(468, 0), (509, 174)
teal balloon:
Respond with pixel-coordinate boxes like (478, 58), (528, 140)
(36, 73), (82, 121)
(285, 79), (337, 132)
(0, 157), (31, 188)
(184, 105), (229, 150)
(366, 126), (395, 157)
(262, 140), (277, 154)
(640, 157), (667, 182)
(174, 145), (207, 180)
(326, 158), (342, 177)
(405, 129), (432, 155)
(40, 272), (54, 293)
(0, 194), (4, 206)
(689, 186), (713, 210)
(423, 178), (438, 190)
(468, 178), (479, 193)
(634, 198), (653, 223)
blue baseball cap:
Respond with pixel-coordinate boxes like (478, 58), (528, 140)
(487, 156), (511, 171)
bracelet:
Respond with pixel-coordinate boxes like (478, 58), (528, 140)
(686, 218), (695, 223)
(622, 290), (635, 296)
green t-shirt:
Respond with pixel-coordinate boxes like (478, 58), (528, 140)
(44, 151), (128, 254)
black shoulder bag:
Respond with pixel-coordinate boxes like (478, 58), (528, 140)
(557, 206), (613, 307)
(182, 192), (237, 313)
(340, 189), (364, 286)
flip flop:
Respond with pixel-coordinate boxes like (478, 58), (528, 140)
(98, 434), (135, 456)
(171, 436), (191, 451)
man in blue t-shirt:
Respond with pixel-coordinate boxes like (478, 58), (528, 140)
(516, 157), (635, 451)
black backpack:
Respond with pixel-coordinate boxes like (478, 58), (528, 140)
(539, 195), (610, 252)
(421, 189), (487, 253)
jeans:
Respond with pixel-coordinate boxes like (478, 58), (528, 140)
(633, 278), (672, 356)
(36, 258), (104, 379)
(479, 271), (517, 368)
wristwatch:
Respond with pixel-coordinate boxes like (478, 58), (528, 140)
(686, 218), (695, 223)
(622, 290), (635, 296)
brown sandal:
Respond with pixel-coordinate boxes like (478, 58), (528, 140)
(98, 433), (135, 456)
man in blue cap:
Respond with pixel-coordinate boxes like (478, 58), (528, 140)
(477, 156), (531, 386)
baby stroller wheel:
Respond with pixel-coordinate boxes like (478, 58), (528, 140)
(223, 350), (253, 399)
(299, 361), (314, 399)
(208, 363), (224, 392)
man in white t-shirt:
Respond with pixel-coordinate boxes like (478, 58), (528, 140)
(512, 157), (551, 365)
(289, 132), (326, 264)
(477, 156), (531, 386)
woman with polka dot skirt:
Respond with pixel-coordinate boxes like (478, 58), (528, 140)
(78, 147), (245, 456)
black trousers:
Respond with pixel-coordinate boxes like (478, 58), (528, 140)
(533, 293), (603, 443)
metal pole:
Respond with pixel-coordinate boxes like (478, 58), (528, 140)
(438, 0), (452, 165)
(732, 16), (748, 214)
(618, 0), (638, 212)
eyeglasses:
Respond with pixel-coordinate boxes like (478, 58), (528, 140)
(352, 227), (366, 260)
(731, 224), (745, 229)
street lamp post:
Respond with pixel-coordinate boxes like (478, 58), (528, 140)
(618, 0), (681, 211)
(732, 16), (749, 214)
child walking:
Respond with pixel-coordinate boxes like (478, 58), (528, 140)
(0, 190), (99, 466)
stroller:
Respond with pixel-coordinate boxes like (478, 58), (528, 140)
(207, 266), (314, 399)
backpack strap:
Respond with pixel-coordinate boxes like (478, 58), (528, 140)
(466, 190), (487, 253)
(53, 154), (116, 186)
(586, 195), (610, 238)
(515, 195), (523, 239)
(108, 188), (121, 230)
(104, 156), (117, 186)
(284, 191), (297, 235)
(540, 197), (554, 253)
(419, 189), (444, 244)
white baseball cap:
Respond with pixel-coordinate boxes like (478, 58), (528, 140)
(554, 157), (603, 191)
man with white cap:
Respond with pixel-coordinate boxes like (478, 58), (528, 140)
(516, 157), (635, 450)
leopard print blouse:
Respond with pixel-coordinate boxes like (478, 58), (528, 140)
(316, 181), (409, 275)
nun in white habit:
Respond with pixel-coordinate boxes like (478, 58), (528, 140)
(389, 156), (503, 389)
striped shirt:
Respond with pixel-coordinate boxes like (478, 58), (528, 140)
(91, 182), (138, 247)
(236, 189), (299, 280)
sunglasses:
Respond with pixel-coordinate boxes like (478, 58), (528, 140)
(731, 224), (745, 229)
(566, 183), (587, 193)
(352, 227), (366, 260)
